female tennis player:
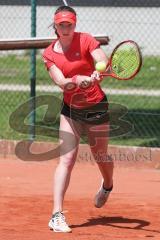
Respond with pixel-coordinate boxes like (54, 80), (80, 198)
(43, 5), (114, 233)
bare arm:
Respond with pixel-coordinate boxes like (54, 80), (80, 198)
(49, 64), (91, 90)
(49, 64), (72, 90)
(48, 47), (108, 90)
(91, 47), (108, 64)
(87, 47), (109, 84)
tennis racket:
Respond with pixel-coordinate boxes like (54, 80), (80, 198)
(65, 40), (142, 91)
(101, 40), (142, 79)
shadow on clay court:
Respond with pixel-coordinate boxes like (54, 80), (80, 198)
(70, 216), (160, 234)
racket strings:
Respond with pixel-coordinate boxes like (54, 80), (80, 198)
(112, 42), (140, 79)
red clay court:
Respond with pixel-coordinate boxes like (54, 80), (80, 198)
(0, 142), (160, 240)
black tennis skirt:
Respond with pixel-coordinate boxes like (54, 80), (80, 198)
(61, 95), (109, 125)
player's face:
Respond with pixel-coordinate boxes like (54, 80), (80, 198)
(55, 22), (76, 38)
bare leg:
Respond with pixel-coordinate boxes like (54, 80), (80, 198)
(53, 115), (82, 214)
(86, 123), (114, 189)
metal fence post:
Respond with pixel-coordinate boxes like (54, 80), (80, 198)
(30, 0), (37, 140)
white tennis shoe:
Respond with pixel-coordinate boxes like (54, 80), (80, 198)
(48, 211), (72, 233)
(94, 181), (113, 208)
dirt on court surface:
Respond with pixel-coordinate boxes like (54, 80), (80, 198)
(0, 144), (160, 240)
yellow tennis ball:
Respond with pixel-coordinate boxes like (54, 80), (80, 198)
(95, 61), (106, 72)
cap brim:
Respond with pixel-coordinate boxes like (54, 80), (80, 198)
(55, 18), (75, 24)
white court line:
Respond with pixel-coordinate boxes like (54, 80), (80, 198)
(0, 84), (160, 97)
